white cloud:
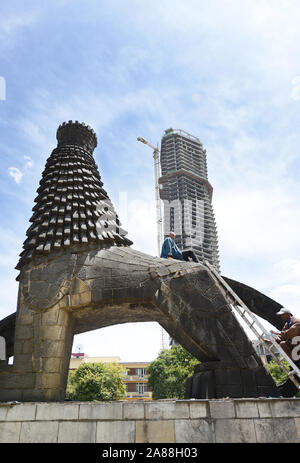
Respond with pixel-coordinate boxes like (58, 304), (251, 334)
(8, 167), (23, 184)
(7, 156), (34, 185)
(0, 10), (39, 36)
(0, 9), (40, 57)
(192, 93), (201, 102)
(24, 155), (33, 169)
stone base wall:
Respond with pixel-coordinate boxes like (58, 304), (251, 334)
(0, 399), (299, 443)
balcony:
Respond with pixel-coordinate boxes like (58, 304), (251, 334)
(123, 374), (149, 381)
(125, 391), (153, 400)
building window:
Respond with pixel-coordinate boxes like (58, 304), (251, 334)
(136, 383), (146, 395)
(136, 368), (147, 377)
(170, 207), (174, 231)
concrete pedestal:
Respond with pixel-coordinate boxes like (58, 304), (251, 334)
(0, 399), (299, 443)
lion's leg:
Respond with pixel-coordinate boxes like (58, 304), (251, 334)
(155, 267), (280, 398)
(0, 300), (74, 402)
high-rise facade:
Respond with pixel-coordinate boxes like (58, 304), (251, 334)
(159, 128), (220, 271)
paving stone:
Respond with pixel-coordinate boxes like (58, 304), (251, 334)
(175, 419), (215, 443)
(20, 421), (59, 443)
(0, 405), (8, 420)
(257, 401), (273, 418)
(209, 400), (235, 419)
(295, 418), (300, 440)
(145, 401), (189, 420)
(123, 402), (145, 420)
(136, 420), (175, 443)
(6, 403), (36, 421)
(79, 402), (123, 420)
(58, 421), (97, 443)
(96, 420), (135, 443)
(254, 418), (299, 443)
(215, 419), (256, 443)
(189, 401), (208, 418)
(270, 399), (300, 418)
(0, 422), (21, 443)
(36, 403), (78, 420)
(235, 400), (259, 418)
(254, 418), (275, 443)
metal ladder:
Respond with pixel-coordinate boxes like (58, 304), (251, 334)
(204, 260), (300, 391)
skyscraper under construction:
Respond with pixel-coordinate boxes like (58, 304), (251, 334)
(159, 128), (220, 272)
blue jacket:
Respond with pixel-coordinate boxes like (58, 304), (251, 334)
(160, 237), (184, 260)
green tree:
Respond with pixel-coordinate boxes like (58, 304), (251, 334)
(147, 345), (198, 400)
(265, 359), (300, 397)
(265, 359), (289, 385)
(66, 362), (126, 401)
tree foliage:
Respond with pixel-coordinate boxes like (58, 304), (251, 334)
(147, 345), (198, 400)
(265, 359), (289, 385)
(66, 362), (126, 401)
(265, 359), (300, 396)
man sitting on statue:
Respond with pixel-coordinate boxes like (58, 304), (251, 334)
(160, 231), (199, 263)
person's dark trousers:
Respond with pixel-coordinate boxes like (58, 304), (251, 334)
(182, 250), (199, 263)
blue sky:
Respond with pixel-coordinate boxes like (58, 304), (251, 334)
(0, 0), (300, 361)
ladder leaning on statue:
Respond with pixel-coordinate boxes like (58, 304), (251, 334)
(204, 260), (300, 391)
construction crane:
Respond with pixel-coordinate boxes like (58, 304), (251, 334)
(137, 137), (163, 255)
(137, 136), (166, 350)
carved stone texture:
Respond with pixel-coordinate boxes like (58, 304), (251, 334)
(16, 120), (132, 273)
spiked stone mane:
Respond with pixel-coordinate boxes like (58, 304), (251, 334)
(16, 121), (132, 272)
